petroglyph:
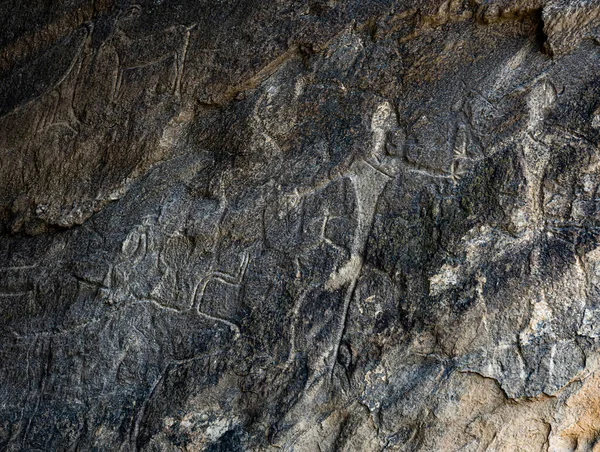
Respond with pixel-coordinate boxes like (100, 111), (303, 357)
(191, 252), (249, 339)
(111, 8), (196, 100)
(326, 101), (398, 377)
(520, 80), (557, 232)
(4, 2), (600, 450)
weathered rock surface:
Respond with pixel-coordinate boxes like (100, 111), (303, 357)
(2, 0), (600, 450)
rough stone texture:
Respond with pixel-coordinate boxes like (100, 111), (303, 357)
(2, 0), (600, 450)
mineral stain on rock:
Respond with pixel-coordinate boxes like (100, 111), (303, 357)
(2, 0), (600, 450)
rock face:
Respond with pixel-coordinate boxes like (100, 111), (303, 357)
(3, 0), (600, 450)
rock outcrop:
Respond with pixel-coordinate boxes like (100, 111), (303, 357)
(2, 0), (600, 450)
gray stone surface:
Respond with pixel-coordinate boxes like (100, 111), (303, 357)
(2, 0), (600, 450)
